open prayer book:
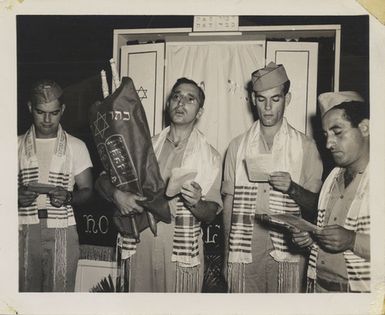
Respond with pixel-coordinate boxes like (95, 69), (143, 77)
(245, 155), (273, 182)
(26, 182), (56, 194)
(165, 168), (198, 197)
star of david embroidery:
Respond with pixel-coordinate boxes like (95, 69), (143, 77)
(93, 111), (109, 139)
(136, 86), (148, 101)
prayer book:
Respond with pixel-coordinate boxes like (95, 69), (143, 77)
(166, 168), (198, 197)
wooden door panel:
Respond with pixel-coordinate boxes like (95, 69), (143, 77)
(267, 41), (318, 136)
(120, 43), (165, 135)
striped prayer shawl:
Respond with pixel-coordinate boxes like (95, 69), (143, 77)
(116, 234), (135, 292)
(229, 187), (301, 259)
(18, 125), (75, 228)
(117, 233), (137, 260)
(228, 119), (304, 292)
(229, 185), (257, 263)
(153, 127), (220, 268)
(120, 127), (221, 270)
(229, 186), (301, 261)
(307, 166), (370, 292)
(172, 200), (201, 266)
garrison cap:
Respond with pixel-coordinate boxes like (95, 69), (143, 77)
(318, 91), (364, 117)
(30, 79), (63, 105)
(251, 62), (289, 92)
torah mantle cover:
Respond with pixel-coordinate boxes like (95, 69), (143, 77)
(89, 77), (171, 236)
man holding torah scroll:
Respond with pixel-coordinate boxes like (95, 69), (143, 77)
(222, 62), (323, 293)
(18, 80), (93, 291)
(96, 77), (222, 292)
(91, 69), (171, 292)
(293, 92), (370, 293)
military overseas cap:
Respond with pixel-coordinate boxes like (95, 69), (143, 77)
(318, 91), (364, 117)
(30, 79), (63, 106)
(251, 62), (289, 92)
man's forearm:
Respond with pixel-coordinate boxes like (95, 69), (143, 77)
(72, 187), (93, 206)
(287, 181), (319, 221)
(222, 194), (233, 264)
(95, 174), (117, 202)
(353, 233), (370, 261)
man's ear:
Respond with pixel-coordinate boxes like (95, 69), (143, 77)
(27, 101), (32, 113)
(61, 103), (66, 115)
(165, 100), (171, 114)
(196, 107), (204, 120)
(284, 92), (292, 108)
(358, 118), (369, 137)
(251, 91), (257, 107)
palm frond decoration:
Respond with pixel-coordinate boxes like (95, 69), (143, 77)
(89, 274), (115, 292)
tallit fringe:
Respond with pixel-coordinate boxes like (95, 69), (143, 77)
(175, 264), (200, 293)
(115, 242), (131, 292)
(124, 257), (132, 292)
(277, 261), (299, 293)
(19, 225), (29, 291)
(53, 227), (67, 292)
(306, 278), (316, 293)
(227, 263), (246, 293)
(79, 244), (115, 261)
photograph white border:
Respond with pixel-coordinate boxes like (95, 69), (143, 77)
(1, 1), (384, 314)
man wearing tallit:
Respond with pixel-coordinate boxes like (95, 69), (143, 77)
(18, 80), (93, 291)
(293, 92), (370, 292)
(97, 77), (222, 292)
(222, 62), (323, 293)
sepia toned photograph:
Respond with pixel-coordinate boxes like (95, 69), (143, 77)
(1, 1), (385, 315)
(16, 13), (369, 294)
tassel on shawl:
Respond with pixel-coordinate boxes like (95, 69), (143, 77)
(306, 277), (316, 293)
(227, 263), (246, 293)
(277, 261), (300, 293)
(19, 225), (30, 291)
(115, 236), (132, 292)
(79, 244), (115, 261)
(53, 227), (67, 292)
(175, 263), (200, 293)
(117, 257), (131, 292)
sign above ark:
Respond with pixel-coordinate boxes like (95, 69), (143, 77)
(193, 16), (239, 32)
